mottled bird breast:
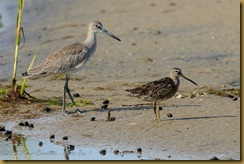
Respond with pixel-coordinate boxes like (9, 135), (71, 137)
(126, 77), (179, 102)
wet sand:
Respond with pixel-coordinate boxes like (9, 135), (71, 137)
(0, 0), (240, 160)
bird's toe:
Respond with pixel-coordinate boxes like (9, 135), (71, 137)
(75, 109), (86, 114)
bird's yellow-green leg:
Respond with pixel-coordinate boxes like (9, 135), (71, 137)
(153, 102), (157, 116)
(156, 105), (161, 123)
(154, 102), (157, 120)
(153, 102), (161, 123)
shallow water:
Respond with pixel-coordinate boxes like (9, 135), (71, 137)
(0, 134), (150, 160)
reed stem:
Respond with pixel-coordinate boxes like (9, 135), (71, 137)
(12, 0), (25, 90)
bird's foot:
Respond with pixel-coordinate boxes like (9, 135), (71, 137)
(63, 110), (76, 115)
(74, 109), (86, 114)
(63, 109), (86, 115)
(153, 118), (161, 123)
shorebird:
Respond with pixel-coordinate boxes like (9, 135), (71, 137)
(125, 68), (197, 122)
(22, 21), (121, 115)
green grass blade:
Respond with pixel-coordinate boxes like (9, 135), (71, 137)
(20, 137), (31, 160)
(20, 50), (37, 96)
(18, 0), (23, 10)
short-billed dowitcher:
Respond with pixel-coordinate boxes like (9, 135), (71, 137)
(126, 68), (197, 122)
(22, 21), (121, 115)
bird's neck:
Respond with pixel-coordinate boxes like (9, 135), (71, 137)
(83, 31), (97, 49)
(173, 77), (180, 88)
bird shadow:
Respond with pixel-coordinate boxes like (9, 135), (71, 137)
(166, 115), (238, 121)
(84, 105), (238, 122)
(110, 104), (201, 112)
(86, 104), (201, 113)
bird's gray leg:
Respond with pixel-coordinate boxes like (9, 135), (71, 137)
(62, 79), (67, 113)
(65, 75), (77, 108)
(65, 75), (84, 114)
(63, 75), (75, 115)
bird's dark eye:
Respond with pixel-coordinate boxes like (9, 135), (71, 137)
(95, 24), (100, 28)
(175, 70), (180, 74)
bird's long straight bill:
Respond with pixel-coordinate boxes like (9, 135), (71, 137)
(182, 75), (198, 85)
(104, 29), (121, 41)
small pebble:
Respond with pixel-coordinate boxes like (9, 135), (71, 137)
(137, 148), (142, 154)
(189, 93), (196, 98)
(114, 149), (119, 155)
(44, 107), (51, 112)
(228, 94), (235, 99)
(122, 150), (134, 154)
(38, 142), (43, 147)
(0, 126), (5, 131)
(5, 135), (12, 141)
(210, 156), (220, 160)
(22, 72), (28, 76)
(159, 107), (162, 110)
(150, 3), (156, 7)
(110, 117), (116, 121)
(49, 134), (55, 140)
(90, 117), (96, 121)
(101, 104), (108, 109)
(167, 113), (173, 118)
(155, 30), (162, 35)
(63, 136), (68, 140)
(5, 130), (12, 135)
(133, 27), (138, 31)
(100, 10), (106, 13)
(24, 121), (29, 126)
(28, 124), (34, 128)
(99, 149), (106, 155)
(73, 93), (80, 97)
(18, 122), (24, 126)
(169, 2), (176, 6)
(67, 145), (75, 151)
(103, 100), (110, 104)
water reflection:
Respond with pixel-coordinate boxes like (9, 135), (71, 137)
(64, 145), (75, 160)
(0, 132), (31, 160)
(0, 132), (150, 160)
(12, 134), (31, 160)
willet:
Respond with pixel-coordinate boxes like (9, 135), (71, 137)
(22, 21), (121, 115)
(125, 68), (197, 122)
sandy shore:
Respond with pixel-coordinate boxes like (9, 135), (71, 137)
(0, 0), (240, 160)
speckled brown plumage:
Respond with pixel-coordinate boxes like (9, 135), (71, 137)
(126, 77), (178, 102)
(126, 68), (197, 122)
